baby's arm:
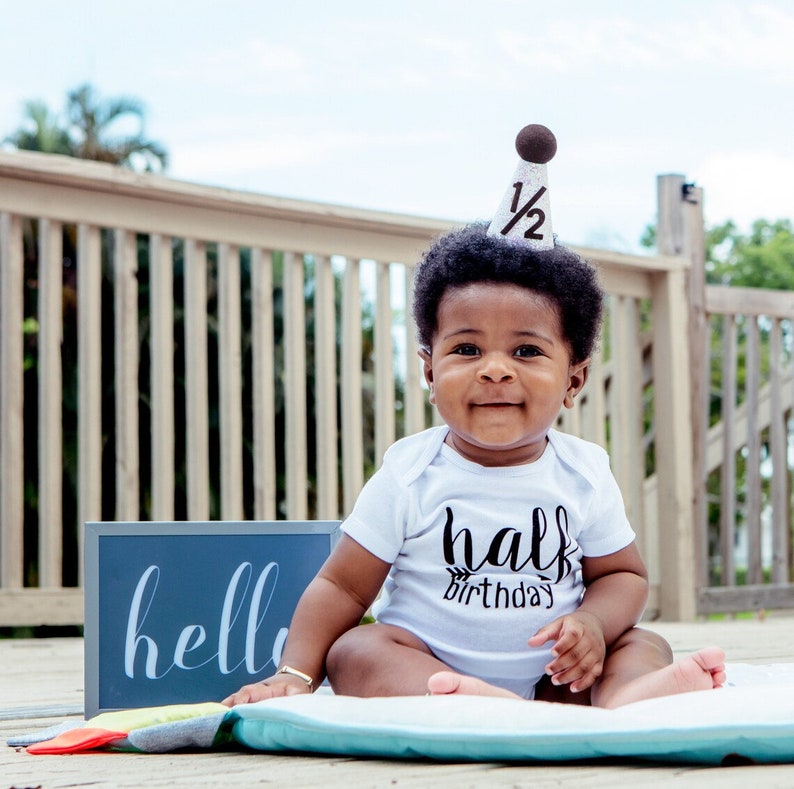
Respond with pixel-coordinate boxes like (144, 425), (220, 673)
(222, 534), (390, 705)
(528, 541), (648, 693)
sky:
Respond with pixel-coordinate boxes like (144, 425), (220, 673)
(1, 0), (792, 253)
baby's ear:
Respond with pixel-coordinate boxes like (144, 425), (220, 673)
(564, 358), (590, 408)
(419, 348), (436, 402)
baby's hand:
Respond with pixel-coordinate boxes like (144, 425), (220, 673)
(221, 675), (312, 707)
(528, 611), (606, 693)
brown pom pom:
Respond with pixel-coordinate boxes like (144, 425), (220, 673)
(514, 124), (557, 164)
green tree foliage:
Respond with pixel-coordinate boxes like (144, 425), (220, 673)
(643, 216), (794, 585)
(4, 83), (168, 172)
(4, 100), (72, 154)
(706, 219), (794, 290)
(642, 217), (794, 290)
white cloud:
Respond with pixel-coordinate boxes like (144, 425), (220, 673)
(164, 40), (316, 97)
(676, 3), (794, 75)
(497, 18), (659, 73)
(695, 149), (794, 229)
(497, 3), (794, 76)
(170, 129), (450, 180)
(172, 136), (328, 174)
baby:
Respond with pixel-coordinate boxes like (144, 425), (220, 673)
(224, 224), (725, 708)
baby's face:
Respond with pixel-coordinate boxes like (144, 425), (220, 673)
(420, 282), (588, 467)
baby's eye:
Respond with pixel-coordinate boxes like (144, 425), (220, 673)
(453, 344), (479, 356)
(514, 345), (542, 358)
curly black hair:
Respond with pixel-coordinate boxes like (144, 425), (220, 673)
(412, 223), (604, 363)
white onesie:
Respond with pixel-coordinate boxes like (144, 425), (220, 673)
(341, 426), (636, 698)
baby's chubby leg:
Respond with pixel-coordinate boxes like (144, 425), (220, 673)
(429, 628), (725, 707)
(326, 622), (451, 696)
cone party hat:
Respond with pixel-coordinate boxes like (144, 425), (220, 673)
(487, 124), (557, 249)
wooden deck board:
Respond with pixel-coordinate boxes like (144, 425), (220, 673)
(2, 617), (794, 786)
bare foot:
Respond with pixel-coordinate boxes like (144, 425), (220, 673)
(600, 646), (726, 709)
(427, 671), (522, 699)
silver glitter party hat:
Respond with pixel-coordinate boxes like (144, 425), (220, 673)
(487, 124), (557, 249)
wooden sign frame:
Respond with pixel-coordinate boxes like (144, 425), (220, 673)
(84, 520), (339, 717)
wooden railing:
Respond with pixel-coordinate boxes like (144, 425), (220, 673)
(677, 176), (794, 614)
(1, 152), (698, 626)
(695, 284), (794, 613)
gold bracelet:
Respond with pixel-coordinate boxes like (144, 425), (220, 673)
(275, 665), (314, 688)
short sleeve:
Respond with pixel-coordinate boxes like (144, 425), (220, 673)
(341, 464), (408, 563)
(575, 450), (636, 558)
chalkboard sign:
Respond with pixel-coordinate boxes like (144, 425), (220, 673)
(84, 520), (339, 717)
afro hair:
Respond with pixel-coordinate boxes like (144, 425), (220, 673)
(412, 223), (604, 364)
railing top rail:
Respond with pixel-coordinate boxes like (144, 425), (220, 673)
(576, 245), (689, 274)
(706, 283), (794, 320)
(1, 149), (686, 280)
(0, 149), (455, 238)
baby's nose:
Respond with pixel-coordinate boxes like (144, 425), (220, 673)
(477, 355), (517, 382)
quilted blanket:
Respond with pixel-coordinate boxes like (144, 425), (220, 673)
(8, 663), (794, 765)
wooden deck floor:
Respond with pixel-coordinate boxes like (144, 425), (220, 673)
(2, 616), (794, 787)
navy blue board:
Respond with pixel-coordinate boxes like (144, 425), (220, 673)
(84, 521), (339, 717)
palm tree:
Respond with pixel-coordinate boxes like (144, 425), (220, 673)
(4, 83), (168, 172)
(4, 100), (72, 155)
(65, 83), (168, 172)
